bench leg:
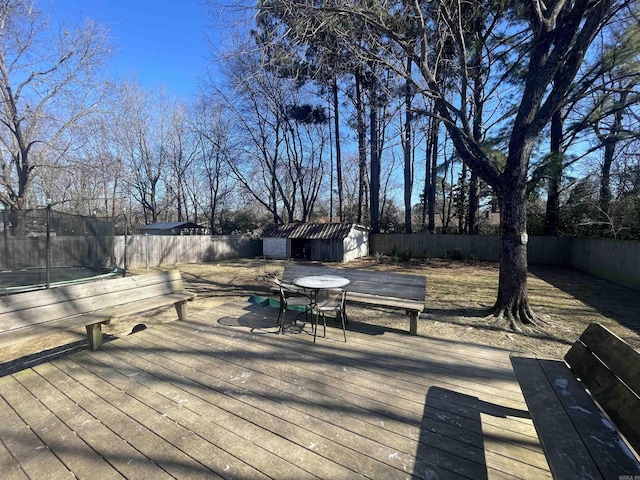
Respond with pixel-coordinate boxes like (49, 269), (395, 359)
(86, 324), (103, 351)
(175, 301), (188, 321)
(409, 311), (418, 336)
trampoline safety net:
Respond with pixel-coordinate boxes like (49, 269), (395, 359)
(0, 208), (116, 290)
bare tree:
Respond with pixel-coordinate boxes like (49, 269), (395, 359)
(56, 114), (127, 217)
(0, 0), (110, 223)
(402, 58), (414, 233)
(253, 2), (405, 230)
(524, 14), (640, 236)
(165, 102), (197, 222)
(211, 45), (328, 223)
(253, 5), (349, 222)
(189, 96), (234, 234)
(421, 105), (441, 233)
(116, 83), (174, 224)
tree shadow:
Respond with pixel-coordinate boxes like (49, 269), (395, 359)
(529, 265), (640, 339)
(2, 298), (552, 479)
(414, 386), (530, 479)
(422, 306), (492, 318)
(421, 304), (576, 353)
(217, 302), (397, 337)
(0, 336), (115, 377)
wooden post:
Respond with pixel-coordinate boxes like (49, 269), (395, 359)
(175, 301), (188, 321)
(86, 324), (103, 351)
(409, 311), (418, 336)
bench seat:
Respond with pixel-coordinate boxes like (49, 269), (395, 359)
(279, 263), (426, 335)
(512, 323), (640, 479)
(0, 270), (196, 351)
(345, 291), (425, 311)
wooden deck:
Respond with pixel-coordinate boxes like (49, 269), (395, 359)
(0, 300), (551, 479)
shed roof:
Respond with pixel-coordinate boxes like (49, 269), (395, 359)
(139, 221), (205, 231)
(262, 223), (367, 240)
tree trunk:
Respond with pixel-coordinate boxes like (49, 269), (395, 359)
(544, 109), (563, 236)
(469, 15), (483, 236)
(270, 156), (279, 223)
(213, 200), (221, 234)
(332, 75), (343, 222)
(422, 140), (428, 228)
(428, 115), (438, 233)
(492, 171), (539, 330)
(403, 58), (413, 233)
(355, 74), (367, 224)
(469, 172), (479, 234)
(599, 89), (627, 214)
(458, 162), (468, 233)
(369, 88), (380, 234)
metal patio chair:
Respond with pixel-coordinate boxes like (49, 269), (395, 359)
(274, 278), (312, 334)
(313, 288), (347, 342)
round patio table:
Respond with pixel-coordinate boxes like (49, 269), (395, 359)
(292, 275), (350, 291)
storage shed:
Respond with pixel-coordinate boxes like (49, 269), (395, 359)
(138, 221), (206, 236)
(262, 223), (369, 262)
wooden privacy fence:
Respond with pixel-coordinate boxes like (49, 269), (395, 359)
(370, 233), (573, 264)
(570, 238), (640, 291)
(113, 235), (262, 269)
(371, 234), (640, 291)
(2, 232), (637, 291)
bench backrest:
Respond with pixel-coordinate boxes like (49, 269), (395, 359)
(0, 270), (187, 335)
(281, 263), (426, 303)
(565, 323), (640, 453)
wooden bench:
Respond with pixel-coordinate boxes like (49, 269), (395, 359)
(279, 263), (426, 335)
(0, 270), (196, 352)
(511, 323), (640, 479)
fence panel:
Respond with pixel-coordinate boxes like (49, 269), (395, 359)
(527, 236), (572, 265)
(571, 238), (640, 291)
(112, 235), (262, 269)
(371, 234), (569, 264)
(371, 234), (639, 290)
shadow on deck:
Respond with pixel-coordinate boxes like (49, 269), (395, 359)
(0, 300), (551, 479)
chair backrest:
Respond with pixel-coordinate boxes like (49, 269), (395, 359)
(331, 288), (346, 305)
(273, 278), (305, 298)
(317, 288), (346, 311)
(273, 278), (286, 298)
(338, 289), (346, 308)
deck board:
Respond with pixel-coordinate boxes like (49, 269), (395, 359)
(0, 300), (552, 479)
(15, 365), (172, 480)
(0, 384), (74, 479)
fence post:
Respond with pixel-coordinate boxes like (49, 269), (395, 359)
(123, 210), (128, 273)
(144, 233), (149, 271)
(46, 202), (51, 289)
(1, 206), (7, 270)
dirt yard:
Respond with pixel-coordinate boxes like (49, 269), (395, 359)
(2, 257), (639, 374)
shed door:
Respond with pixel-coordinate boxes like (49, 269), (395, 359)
(291, 239), (311, 260)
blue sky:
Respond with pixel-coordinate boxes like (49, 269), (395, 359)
(45, 0), (223, 97)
